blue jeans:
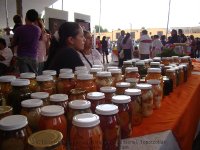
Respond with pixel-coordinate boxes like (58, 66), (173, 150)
(17, 56), (37, 74)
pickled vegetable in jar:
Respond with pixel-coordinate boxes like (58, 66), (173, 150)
(42, 70), (57, 93)
(21, 99), (43, 132)
(0, 115), (31, 150)
(136, 61), (147, 78)
(136, 84), (153, 117)
(116, 82), (130, 95)
(96, 71), (113, 90)
(122, 60), (133, 75)
(0, 106), (12, 119)
(125, 67), (140, 79)
(124, 89), (143, 126)
(57, 73), (76, 95)
(174, 67), (180, 86)
(146, 80), (163, 109)
(163, 76), (173, 95)
(7, 79), (31, 114)
(146, 68), (163, 89)
(112, 95), (132, 139)
(180, 64), (188, 82)
(150, 62), (160, 68)
(20, 72), (37, 92)
(168, 57), (173, 64)
(87, 92), (105, 113)
(70, 113), (102, 150)
(74, 70), (89, 79)
(172, 56), (180, 64)
(28, 129), (66, 150)
(178, 65), (184, 84)
(183, 56), (192, 76)
(144, 59), (150, 68)
(69, 88), (86, 102)
(161, 57), (170, 66)
(100, 86), (116, 104)
(95, 104), (120, 150)
(39, 105), (67, 145)
(166, 69), (176, 89)
(36, 75), (55, 94)
(60, 68), (73, 74)
(31, 92), (49, 106)
(109, 69), (123, 86)
(50, 94), (68, 113)
(90, 68), (103, 79)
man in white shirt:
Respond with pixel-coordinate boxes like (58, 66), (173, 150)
(0, 38), (13, 75)
(151, 35), (163, 57)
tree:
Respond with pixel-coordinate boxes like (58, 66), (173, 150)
(95, 25), (108, 33)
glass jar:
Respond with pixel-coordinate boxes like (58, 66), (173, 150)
(180, 64), (188, 82)
(57, 73), (76, 95)
(21, 99), (43, 132)
(122, 60), (133, 75)
(166, 69), (176, 89)
(0, 106), (13, 119)
(28, 129), (66, 150)
(92, 65), (104, 70)
(100, 86), (116, 104)
(0, 115), (31, 150)
(70, 113), (102, 150)
(96, 72), (113, 90)
(125, 67), (140, 79)
(168, 57), (173, 64)
(106, 66), (118, 71)
(184, 56), (192, 76)
(178, 65), (184, 84)
(49, 94), (68, 113)
(7, 79), (31, 114)
(163, 76), (173, 95)
(116, 82), (131, 95)
(36, 75), (55, 94)
(131, 59), (137, 67)
(75, 74), (97, 93)
(146, 68), (163, 88)
(90, 68), (103, 79)
(39, 105), (67, 145)
(69, 88), (86, 102)
(112, 95), (132, 139)
(144, 59), (150, 69)
(136, 61), (147, 78)
(150, 62), (160, 68)
(161, 57), (170, 66)
(147, 80), (163, 109)
(95, 104), (120, 150)
(20, 72), (37, 92)
(153, 57), (161, 62)
(74, 70), (89, 79)
(172, 56), (180, 64)
(136, 84), (153, 117)
(42, 70), (57, 82)
(60, 68), (73, 74)
(108, 69), (123, 86)
(87, 92), (105, 113)
(124, 89), (143, 126)
(174, 67), (180, 86)
(31, 92), (50, 106)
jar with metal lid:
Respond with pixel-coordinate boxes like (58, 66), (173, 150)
(168, 57), (173, 64)
(136, 61), (147, 78)
(57, 73), (76, 95)
(7, 79), (31, 114)
(116, 82), (131, 95)
(90, 68), (103, 79)
(166, 69), (176, 89)
(60, 68), (73, 74)
(87, 92), (105, 113)
(21, 99), (43, 132)
(180, 64), (188, 82)
(147, 80), (163, 109)
(70, 113), (102, 150)
(174, 67), (180, 86)
(69, 88), (86, 102)
(144, 59), (150, 68)
(100, 86), (116, 103)
(74, 70), (89, 79)
(28, 129), (66, 150)
(161, 57), (170, 66)
(0, 115), (31, 150)
(163, 76), (173, 95)
(106, 66), (118, 71)
(31, 92), (49, 106)
(92, 64), (104, 70)
(42, 70), (57, 93)
(124, 89), (143, 126)
(75, 66), (88, 71)
(111, 95), (132, 139)
(50, 94), (68, 113)
(39, 105), (67, 145)
(95, 104), (120, 150)
(0, 106), (12, 119)
(153, 57), (161, 62)
(122, 60), (133, 75)
(131, 59), (137, 67)
(125, 67), (140, 87)
(136, 84), (153, 117)
(36, 75), (55, 94)
(146, 68), (163, 88)
(150, 62), (161, 68)
(96, 71), (113, 90)
(178, 65), (184, 84)
(172, 56), (180, 64)
(184, 56), (192, 76)
(75, 74), (97, 93)
(108, 69), (123, 86)
(20, 72), (37, 92)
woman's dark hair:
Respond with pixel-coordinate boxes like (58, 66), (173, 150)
(26, 9), (39, 22)
(123, 33), (130, 44)
(102, 36), (106, 41)
(0, 38), (6, 47)
(13, 15), (22, 24)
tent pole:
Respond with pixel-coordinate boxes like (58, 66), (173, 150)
(98, 0), (101, 36)
(166, 0), (171, 38)
(5, 0), (9, 27)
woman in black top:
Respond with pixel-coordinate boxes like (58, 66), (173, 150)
(47, 22), (85, 73)
(101, 36), (109, 63)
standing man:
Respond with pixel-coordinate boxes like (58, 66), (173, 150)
(178, 29), (187, 43)
(12, 9), (41, 74)
(117, 30), (125, 67)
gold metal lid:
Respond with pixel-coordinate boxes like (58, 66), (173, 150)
(0, 106), (12, 114)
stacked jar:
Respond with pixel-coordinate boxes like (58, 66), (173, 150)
(90, 68), (103, 79)
(125, 67), (140, 88)
(36, 75), (55, 94)
(69, 88), (86, 102)
(60, 68), (73, 74)
(122, 60), (133, 75)
(49, 94), (68, 113)
(20, 72), (37, 92)
(100, 86), (116, 104)
(42, 70), (57, 93)
(0, 106), (13, 119)
(31, 92), (49, 106)
(96, 71), (113, 91)
(136, 61), (147, 78)
(109, 69), (123, 86)
(116, 82), (130, 95)
(172, 56), (180, 65)
(166, 68), (176, 90)
(161, 57), (170, 66)
(146, 68), (163, 89)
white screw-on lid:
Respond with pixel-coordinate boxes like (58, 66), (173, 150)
(106, 66), (118, 70)
(112, 95), (131, 103)
(144, 59), (150, 63)
(183, 56), (191, 59)
(21, 99), (43, 108)
(59, 68), (73, 74)
(131, 59), (137, 62)
(150, 62), (160, 66)
(116, 82), (131, 88)
(147, 68), (161, 73)
(0, 115), (28, 131)
(123, 60), (132, 65)
(169, 64), (177, 67)
(90, 68), (103, 73)
(147, 59), (153, 62)
(77, 74), (93, 80)
(178, 65), (183, 69)
(75, 66), (88, 71)
(59, 73), (74, 79)
(36, 75), (53, 81)
(100, 86), (116, 93)
(95, 104), (119, 115)
(50, 94), (68, 102)
(153, 57), (161, 61)
(87, 92), (105, 100)
(92, 65), (104, 69)
(41, 105), (64, 117)
(174, 67), (179, 70)
(166, 68), (176, 72)
(96, 71), (112, 77)
(162, 57), (169, 60)
(74, 70), (89, 75)
(125, 78), (139, 83)
(20, 72), (36, 79)
(11, 79), (30, 86)
(147, 79), (161, 85)
(0, 75), (16, 82)
(124, 89), (141, 96)
(136, 83), (152, 90)
(72, 113), (100, 127)
(108, 69), (122, 74)
(42, 70), (57, 76)
(69, 100), (91, 109)
(31, 92), (49, 99)
(172, 56), (179, 58)
(125, 67), (138, 73)
(136, 61), (145, 65)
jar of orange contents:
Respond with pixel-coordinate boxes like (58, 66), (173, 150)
(57, 73), (76, 95)
(42, 70), (57, 92)
(112, 95), (132, 139)
(122, 60), (133, 75)
(20, 72), (37, 92)
(166, 68), (176, 89)
(86, 92), (105, 113)
(36, 75), (55, 94)
(178, 65), (184, 84)
(96, 71), (113, 90)
(31, 92), (50, 106)
(146, 68), (163, 89)
(108, 69), (123, 86)
(161, 57), (170, 66)
(124, 89), (143, 126)
(49, 94), (68, 113)
(39, 105), (67, 145)
(90, 68), (103, 79)
(28, 129), (66, 150)
(95, 104), (120, 150)
(116, 82), (131, 95)
(0, 106), (12, 119)
(100, 86), (116, 104)
(172, 56), (180, 64)
(69, 88), (86, 102)
(70, 113), (102, 150)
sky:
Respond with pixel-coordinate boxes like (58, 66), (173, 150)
(51, 0), (200, 32)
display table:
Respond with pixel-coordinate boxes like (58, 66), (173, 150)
(121, 74), (200, 150)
